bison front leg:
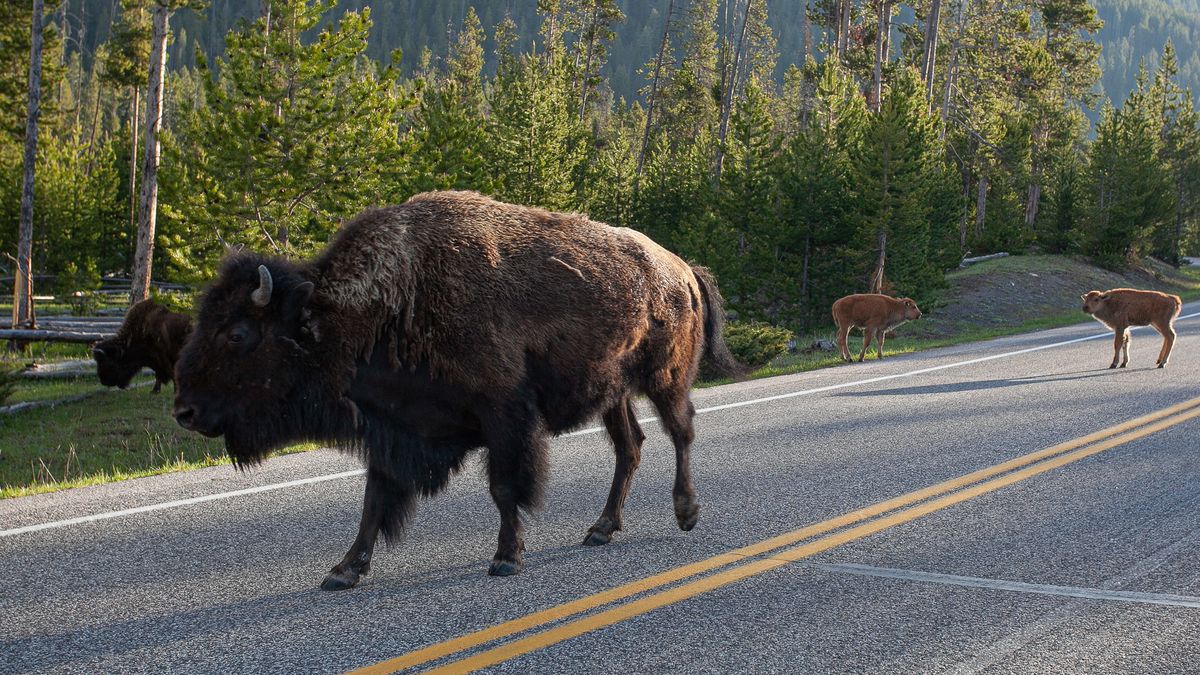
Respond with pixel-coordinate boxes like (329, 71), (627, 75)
(874, 329), (887, 360)
(1108, 329), (1126, 369)
(485, 403), (549, 576)
(585, 398), (645, 546)
(322, 466), (413, 591)
(857, 328), (872, 362)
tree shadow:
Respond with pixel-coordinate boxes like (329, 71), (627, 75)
(836, 369), (1122, 397)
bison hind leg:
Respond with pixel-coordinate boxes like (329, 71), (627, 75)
(648, 388), (700, 532)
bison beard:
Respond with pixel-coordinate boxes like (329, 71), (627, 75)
(173, 191), (742, 590)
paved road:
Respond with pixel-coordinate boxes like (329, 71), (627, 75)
(3, 308), (1200, 673)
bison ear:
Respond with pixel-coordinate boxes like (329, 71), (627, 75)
(282, 281), (314, 317)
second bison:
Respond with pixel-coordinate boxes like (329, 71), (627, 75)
(1081, 288), (1182, 369)
(832, 293), (922, 362)
(172, 191), (743, 590)
(93, 299), (193, 393)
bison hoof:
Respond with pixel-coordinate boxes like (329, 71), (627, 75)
(488, 558), (523, 576)
(320, 569), (363, 591)
(1158, 363), (1166, 369)
(1119, 363), (1127, 368)
(583, 529), (612, 547)
(674, 498), (700, 532)
(1108, 364), (1117, 369)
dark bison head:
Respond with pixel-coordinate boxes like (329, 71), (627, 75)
(93, 339), (141, 389)
(173, 256), (326, 464)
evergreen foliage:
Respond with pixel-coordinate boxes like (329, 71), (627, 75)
(3, 0), (1199, 338)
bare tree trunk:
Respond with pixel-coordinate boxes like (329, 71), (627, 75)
(13, 0), (45, 334)
(1024, 168), (1042, 227)
(974, 169), (989, 239)
(715, 0), (752, 183)
(939, 0), (967, 140)
(578, 1), (600, 119)
(838, 0), (852, 59)
(959, 168), (970, 248)
(871, 0), (887, 112)
(870, 231), (887, 293)
(799, 231), (811, 331)
(1024, 126), (1044, 228)
(634, 0), (675, 188)
(129, 84), (139, 239)
(921, 0), (943, 103)
(802, 0), (812, 61)
(871, 161), (890, 293)
(131, 4), (168, 305)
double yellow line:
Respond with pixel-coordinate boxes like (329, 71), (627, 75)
(353, 396), (1200, 674)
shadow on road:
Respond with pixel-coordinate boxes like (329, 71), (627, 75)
(836, 369), (1122, 397)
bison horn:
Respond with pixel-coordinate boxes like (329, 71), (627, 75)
(251, 265), (273, 307)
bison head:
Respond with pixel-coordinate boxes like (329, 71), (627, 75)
(93, 339), (141, 389)
(173, 256), (328, 464)
(900, 298), (922, 321)
(1081, 291), (1108, 315)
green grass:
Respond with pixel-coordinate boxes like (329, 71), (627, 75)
(0, 381), (316, 499)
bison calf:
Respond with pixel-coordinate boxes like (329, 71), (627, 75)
(1081, 288), (1181, 369)
(832, 294), (922, 362)
(93, 299), (193, 393)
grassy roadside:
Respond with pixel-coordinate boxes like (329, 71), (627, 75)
(3, 254), (1198, 498)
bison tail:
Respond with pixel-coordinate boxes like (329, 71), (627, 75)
(691, 266), (747, 380)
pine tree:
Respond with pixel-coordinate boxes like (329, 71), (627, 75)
(165, 0), (406, 279)
(718, 76), (781, 318)
(486, 11), (585, 211)
(406, 8), (491, 195)
(1083, 65), (1174, 268)
(854, 67), (946, 299)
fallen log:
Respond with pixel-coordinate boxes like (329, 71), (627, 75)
(959, 252), (1010, 267)
(0, 328), (114, 343)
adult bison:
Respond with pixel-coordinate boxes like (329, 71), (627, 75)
(1081, 288), (1182, 369)
(93, 299), (193, 393)
(173, 190), (742, 590)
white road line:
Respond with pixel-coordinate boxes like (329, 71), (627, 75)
(5, 312), (1198, 537)
(814, 562), (1200, 609)
(0, 469), (365, 537)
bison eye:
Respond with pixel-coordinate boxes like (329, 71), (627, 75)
(224, 321), (259, 351)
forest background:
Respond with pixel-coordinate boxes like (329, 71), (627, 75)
(2, 0), (1199, 332)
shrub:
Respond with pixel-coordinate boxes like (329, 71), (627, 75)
(723, 320), (794, 369)
(148, 288), (196, 315)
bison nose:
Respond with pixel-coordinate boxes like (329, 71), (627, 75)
(174, 404), (198, 430)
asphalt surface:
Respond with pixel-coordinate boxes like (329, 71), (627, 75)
(3, 308), (1200, 673)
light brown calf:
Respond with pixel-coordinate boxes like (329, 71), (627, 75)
(1081, 288), (1182, 369)
(832, 294), (922, 362)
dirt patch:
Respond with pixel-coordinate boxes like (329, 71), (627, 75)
(911, 255), (1200, 340)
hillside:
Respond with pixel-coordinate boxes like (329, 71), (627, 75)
(69, 0), (1200, 112)
(910, 255), (1200, 341)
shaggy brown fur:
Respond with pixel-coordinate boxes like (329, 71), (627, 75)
(173, 190), (742, 590)
(93, 299), (193, 393)
(1081, 288), (1182, 369)
(832, 293), (922, 362)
